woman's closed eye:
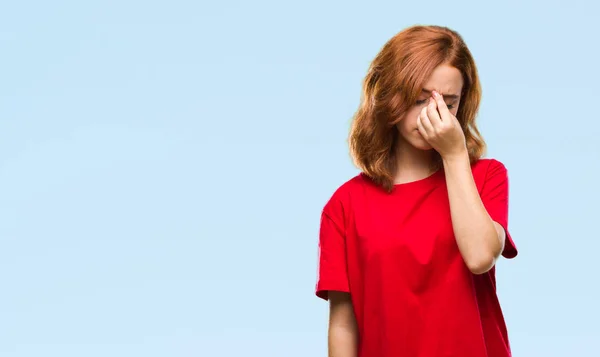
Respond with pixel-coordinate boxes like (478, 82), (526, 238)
(416, 99), (456, 109)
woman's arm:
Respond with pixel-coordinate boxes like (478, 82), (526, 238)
(416, 91), (505, 274)
(328, 291), (358, 357)
(443, 152), (505, 274)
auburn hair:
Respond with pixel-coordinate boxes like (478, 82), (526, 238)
(349, 25), (486, 193)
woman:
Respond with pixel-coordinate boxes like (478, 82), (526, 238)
(315, 25), (518, 357)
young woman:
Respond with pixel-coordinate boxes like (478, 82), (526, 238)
(315, 25), (518, 357)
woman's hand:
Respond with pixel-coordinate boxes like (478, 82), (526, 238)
(416, 90), (467, 160)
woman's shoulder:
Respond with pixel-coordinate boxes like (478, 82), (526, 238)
(472, 157), (508, 174)
(321, 173), (368, 215)
(473, 157), (506, 166)
(326, 172), (367, 200)
(471, 157), (510, 188)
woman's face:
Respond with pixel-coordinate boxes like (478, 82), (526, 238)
(396, 63), (464, 151)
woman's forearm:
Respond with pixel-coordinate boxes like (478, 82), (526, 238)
(329, 325), (358, 357)
(328, 291), (358, 357)
(442, 151), (504, 274)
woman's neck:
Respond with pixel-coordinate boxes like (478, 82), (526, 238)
(393, 140), (437, 184)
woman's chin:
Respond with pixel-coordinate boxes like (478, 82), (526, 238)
(415, 143), (434, 151)
(411, 134), (434, 151)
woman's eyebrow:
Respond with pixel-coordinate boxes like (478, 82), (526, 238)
(421, 88), (460, 99)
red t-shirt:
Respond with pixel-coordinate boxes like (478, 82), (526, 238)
(315, 158), (517, 357)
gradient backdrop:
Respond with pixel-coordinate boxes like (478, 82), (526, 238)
(1, 0), (598, 356)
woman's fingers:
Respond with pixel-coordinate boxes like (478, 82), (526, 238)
(418, 106), (434, 136)
(426, 98), (443, 127)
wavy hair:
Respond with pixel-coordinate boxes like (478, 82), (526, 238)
(349, 25), (486, 192)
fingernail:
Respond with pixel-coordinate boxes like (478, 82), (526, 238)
(432, 90), (440, 98)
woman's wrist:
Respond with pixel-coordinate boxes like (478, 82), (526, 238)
(441, 148), (470, 168)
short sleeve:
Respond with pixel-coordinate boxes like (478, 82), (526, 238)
(481, 160), (517, 259)
(315, 201), (350, 300)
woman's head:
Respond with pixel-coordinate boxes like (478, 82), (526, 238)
(349, 25), (486, 192)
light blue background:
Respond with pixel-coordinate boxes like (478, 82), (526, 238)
(1, 1), (598, 356)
